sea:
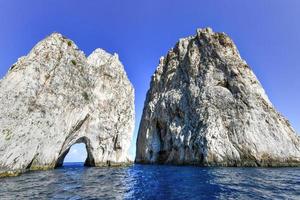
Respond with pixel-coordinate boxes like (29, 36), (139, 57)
(0, 163), (299, 200)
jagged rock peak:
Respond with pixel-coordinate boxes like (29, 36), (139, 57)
(136, 27), (300, 167)
(88, 48), (122, 70)
(0, 33), (135, 177)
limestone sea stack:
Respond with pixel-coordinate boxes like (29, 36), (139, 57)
(136, 28), (300, 167)
(0, 33), (134, 177)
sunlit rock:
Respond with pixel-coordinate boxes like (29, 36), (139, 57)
(136, 28), (300, 166)
(0, 33), (134, 176)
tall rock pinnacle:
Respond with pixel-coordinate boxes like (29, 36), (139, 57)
(0, 33), (134, 177)
(136, 28), (300, 167)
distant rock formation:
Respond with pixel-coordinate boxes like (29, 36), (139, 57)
(0, 33), (134, 177)
(136, 28), (300, 167)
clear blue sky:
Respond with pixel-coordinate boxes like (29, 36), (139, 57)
(0, 0), (299, 162)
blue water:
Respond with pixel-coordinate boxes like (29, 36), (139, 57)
(0, 163), (299, 200)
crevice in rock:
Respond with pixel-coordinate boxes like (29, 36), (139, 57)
(156, 121), (165, 150)
(113, 134), (122, 150)
(216, 80), (230, 90)
(26, 153), (39, 170)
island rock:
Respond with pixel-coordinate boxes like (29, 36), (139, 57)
(0, 33), (134, 177)
(136, 28), (300, 167)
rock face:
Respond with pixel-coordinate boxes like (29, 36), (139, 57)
(136, 28), (300, 167)
(0, 33), (134, 176)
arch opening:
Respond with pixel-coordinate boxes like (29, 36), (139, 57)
(55, 137), (95, 168)
(63, 143), (87, 166)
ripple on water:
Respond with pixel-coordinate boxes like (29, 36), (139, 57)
(0, 164), (299, 200)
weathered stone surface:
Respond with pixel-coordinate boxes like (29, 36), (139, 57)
(0, 33), (134, 176)
(136, 28), (300, 167)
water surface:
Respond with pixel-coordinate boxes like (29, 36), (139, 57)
(0, 163), (299, 199)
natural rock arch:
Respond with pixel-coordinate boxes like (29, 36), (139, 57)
(55, 137), (95, 168)
(0, 33), (134, 177)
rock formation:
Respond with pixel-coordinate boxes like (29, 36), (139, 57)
(136, 28), (300, 167)
(0, 33), (134, 177)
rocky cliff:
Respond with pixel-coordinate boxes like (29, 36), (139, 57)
(0, 33), (134, 177)
(136, 28), (300, 167)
